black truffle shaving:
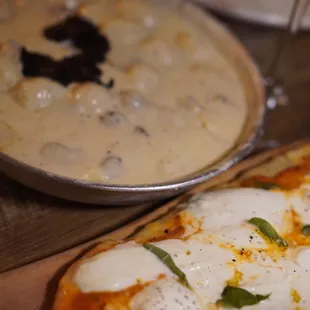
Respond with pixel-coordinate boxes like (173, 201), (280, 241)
(21, 15), (113, 88)
(55, 54), (102, 86)
(44, 15), (110, 63)
(21, 48), (114, 87)
(44, 16), (99, 42)
(73, 34), (110, 63)
(21, 47), (57, 79)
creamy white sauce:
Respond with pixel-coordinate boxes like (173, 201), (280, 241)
(73, 188), (310, 309)
(0, 0), (247, 184)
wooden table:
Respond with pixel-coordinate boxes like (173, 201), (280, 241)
(1, 12), (310, 273)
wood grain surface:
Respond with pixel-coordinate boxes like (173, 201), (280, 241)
(1, 8), (310, 274)
(1, 139), (309, 310)
(0, 180), (159, 272)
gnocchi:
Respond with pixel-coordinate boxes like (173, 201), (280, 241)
(0, 0), (247, 184)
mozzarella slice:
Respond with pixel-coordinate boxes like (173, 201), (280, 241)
(292, 249), (310, 308)
(241, 281), (291, 310)
(153, 239), (235, 305)
(74, 238), (235, 305)
(183, 189), (289, 232)
(193, 225), (268, 249)
(131, 278), (203, 310)
(74, 242), (172, 292)
(291, 266), (310, 308)
(288, 189), (310, 224)
(296, 248), (310, 269)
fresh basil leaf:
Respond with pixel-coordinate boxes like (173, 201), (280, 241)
(143, 243), (191, 290)
(301, 225), (310, 236)
(219, 286), (271, 309)
(253, 181), (281, 190)
(248, 217), (288, 247)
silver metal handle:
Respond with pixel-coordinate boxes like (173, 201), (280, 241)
(289, 0), (310, 33)
(264, 0), (310, 109)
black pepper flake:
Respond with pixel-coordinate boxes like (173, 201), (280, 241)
(232, 259), (236, 262)
(134, 125), (150, 137)
(164, 229), (169, 234)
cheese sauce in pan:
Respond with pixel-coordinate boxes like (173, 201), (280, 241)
(0, 0), (247, 184)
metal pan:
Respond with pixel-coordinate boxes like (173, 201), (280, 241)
(199, 0), (310, 29)
(0, 0), (265, 205)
